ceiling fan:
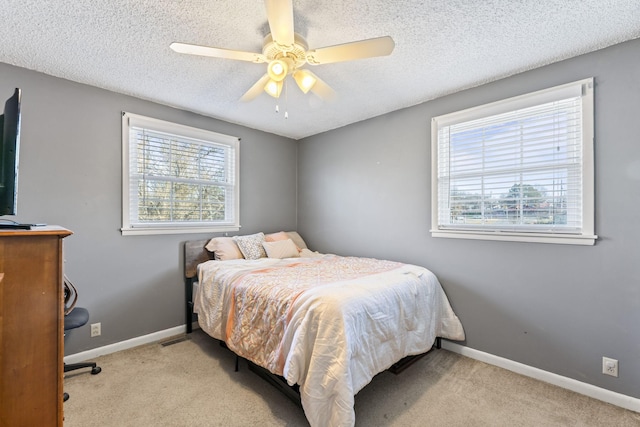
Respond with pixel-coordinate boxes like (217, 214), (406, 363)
(170, 0), (395, 102)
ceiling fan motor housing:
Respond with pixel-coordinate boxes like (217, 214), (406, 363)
(262, 33), (308, 71)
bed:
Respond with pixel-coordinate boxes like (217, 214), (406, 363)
(183, 232), (464, 427)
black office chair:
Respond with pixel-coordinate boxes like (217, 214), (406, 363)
(63, 278), (101, 402)
(64, 308), (102, 375)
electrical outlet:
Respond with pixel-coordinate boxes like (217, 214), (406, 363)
(602, 357), (618, 377)
(90, 322), (101, 337)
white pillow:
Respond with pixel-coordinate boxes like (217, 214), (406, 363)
(205, 237), (244, 260)
(286, 231), (308, 250)
(262, 239), (300, 259)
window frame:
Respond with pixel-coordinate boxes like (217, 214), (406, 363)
(430, 78), (596, 245)
(121, 112), (240, 236)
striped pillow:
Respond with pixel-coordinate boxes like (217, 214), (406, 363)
(262, 239), (300, 259)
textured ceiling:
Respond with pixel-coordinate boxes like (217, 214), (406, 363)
(1, 1), (639, 139)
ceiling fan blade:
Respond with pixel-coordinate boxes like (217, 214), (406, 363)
(306, 36), (395, 65)
(264, 0), (295, 46)
(310, 75), (336, 102)
(170, 42), (266, 63)
(240, 74), (271, 102)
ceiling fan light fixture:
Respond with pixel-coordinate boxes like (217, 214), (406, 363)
(264, 79), (283, 98)
(293, 69), (317, 94)
(267, 59), (288, 82)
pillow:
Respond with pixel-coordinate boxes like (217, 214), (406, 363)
(262, 239), (300, 259)
(233, 232), (267, 260)
(265, 231), (309, 251)
(204, 237), (244, 261)
(285, 231), (308, 250)
(264, 231), (290, 243)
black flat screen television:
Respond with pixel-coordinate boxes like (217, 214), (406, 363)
(0, 88), (22, 221)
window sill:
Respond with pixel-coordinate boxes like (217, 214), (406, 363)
(121, 225), (240, 236)
(430, 229), (597, 245)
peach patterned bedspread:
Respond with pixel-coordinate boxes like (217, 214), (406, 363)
(223, 256), (402, 374)
(195, 254), (465, 427)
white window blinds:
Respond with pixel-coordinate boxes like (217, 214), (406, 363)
(431, 79), (595, 245)
(122, 113), (239, 235)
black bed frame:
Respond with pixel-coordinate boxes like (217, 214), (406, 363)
(183, 239), (441, 406)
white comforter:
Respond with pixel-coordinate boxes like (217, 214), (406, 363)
(195, 255), (464, 427)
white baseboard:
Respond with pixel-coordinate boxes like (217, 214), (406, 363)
(64, 323), (198, 364)
(65, 326), (639, 414)
(441, 341), (640, 413)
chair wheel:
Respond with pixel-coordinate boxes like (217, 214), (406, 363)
(91, 366), (102, 375)
(63, 392), (69, 402)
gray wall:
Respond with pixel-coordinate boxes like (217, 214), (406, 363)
(0, 63), (298, 355)
(298, 38), (640, 399)
(2, 37), (638, 402)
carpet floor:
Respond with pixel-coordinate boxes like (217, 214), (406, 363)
(63, 329), (640, 426)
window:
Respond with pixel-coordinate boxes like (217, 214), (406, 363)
(122, 112), (239, 235)
(431, 78), (595, 245)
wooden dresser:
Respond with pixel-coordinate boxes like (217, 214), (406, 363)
(0, 226), (72, 427)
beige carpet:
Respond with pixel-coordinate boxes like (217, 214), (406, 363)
(63, 330), (639, 426)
